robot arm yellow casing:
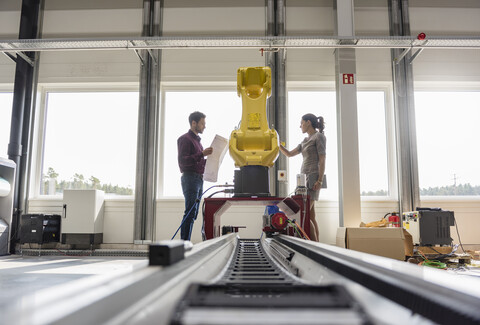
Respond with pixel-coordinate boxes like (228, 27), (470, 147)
(229, 67), (279, 167)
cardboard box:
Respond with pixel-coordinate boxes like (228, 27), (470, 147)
(336, 227), (412, 260)
(403, 229), (414, 257)
(417, 246), (452, 255)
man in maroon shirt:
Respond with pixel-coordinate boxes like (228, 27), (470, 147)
(177, 111), (213, 240)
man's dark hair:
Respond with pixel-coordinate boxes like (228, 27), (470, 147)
(189, 111), (206, 125)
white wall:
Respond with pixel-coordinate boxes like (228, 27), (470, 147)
(28, 197), (478, 246)
(27, 198), (134, 244)
(3, 3), (479, 83)
(0, 3), (20, 84)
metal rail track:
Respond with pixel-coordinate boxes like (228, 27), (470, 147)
(216, 238), (297, 285)
(277, 235), (480, 325)
(2, 234), (480, 325)
(170, 238), (373, 325)
(1, 36), (480, 53)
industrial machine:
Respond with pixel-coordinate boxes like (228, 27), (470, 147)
(19, 214), (61, 244)
(402, 208), (455, 246)
(203, 195), (309, 240)
(62, 189), (105, 245)
(0, 157), (16, 255)
(262, 205), (289, 235)
(229, 66), (279, 197)
(207, 72), (309, 239)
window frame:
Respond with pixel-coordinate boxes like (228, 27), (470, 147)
(286, 81), (397, 201)
(414, 81), (480, 201)
(158, 82), (237, 199)
(33, 83), (140, 199)
(31, 81), (399, 201)
(0, 85), (14, 160)
(357, 82), (397, 201)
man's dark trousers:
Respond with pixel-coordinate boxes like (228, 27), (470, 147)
(180, 172), (203, 240)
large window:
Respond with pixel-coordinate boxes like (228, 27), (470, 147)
(163, 88), (391, 199)
(357, 91), (389, 196)
(287, 91), (338, 199)
(415, 91), (480, 196)
(0, 93), (13, 158)
(41, 91), (138, 196)
(162, 90), (241, 197)
(287, 90), (391, 199)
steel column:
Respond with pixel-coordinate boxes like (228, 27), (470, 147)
(7, 0), (43, 254)
(388, 0), (420, 213)
(134, 0), (163, 242)
(274, 0), (288, 197)
(265, 0), (276, 196)
(333, 0), (361, 227)
(266, 0), (288, 197)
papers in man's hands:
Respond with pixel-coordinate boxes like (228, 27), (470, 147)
(204, 135), (228, 182)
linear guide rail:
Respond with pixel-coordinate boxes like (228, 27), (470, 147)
(1, 234), (479, 325)
(275, 235), (480, 325)
(170, 239), (372, 325)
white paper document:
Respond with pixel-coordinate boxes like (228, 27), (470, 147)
(203, 134), (229, 182)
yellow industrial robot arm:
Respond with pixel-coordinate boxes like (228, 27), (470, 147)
(229, 67), (279, 168)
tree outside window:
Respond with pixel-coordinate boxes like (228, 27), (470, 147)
(41, 91), (138, 196)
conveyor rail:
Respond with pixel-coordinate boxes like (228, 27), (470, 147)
(277, 235), (480, 325)
(217, 238), (296, 285)
(1, 234), (480, 325)
(170, 239), (373, 324)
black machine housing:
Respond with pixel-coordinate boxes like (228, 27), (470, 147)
(416, 208), (455, 246)
(19, 214), (61, 244)
(234, 165), (270, 197)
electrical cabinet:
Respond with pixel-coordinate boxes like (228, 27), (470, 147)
(19, 214), (61, 244)
(62, 189), (105, 245)
(402, 209), (454, 246)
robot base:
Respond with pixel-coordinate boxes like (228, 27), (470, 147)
(234, 166), (270, 197)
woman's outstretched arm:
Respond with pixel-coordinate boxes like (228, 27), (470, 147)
(279, 144), (300, 157)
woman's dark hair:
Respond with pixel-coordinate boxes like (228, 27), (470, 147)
(302, 113), (325, 133)
(189, 111), (206, 125)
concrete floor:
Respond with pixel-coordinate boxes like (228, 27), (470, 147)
(1, 245), (479, 311)
(0, 254), (147, 307)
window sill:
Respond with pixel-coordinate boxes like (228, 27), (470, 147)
(421, 195), (480, 202)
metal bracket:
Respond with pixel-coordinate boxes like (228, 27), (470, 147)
(259, 47), (279, 56)
(338, 38), (358, 46)
(394, 47), (412, 64)
(146, 49), (157, 65)
(129, 41), (145, 66)
(14, 51), (34, 67)
(2, 51), (34, 67)
(408, 48), (424, 64)
(395, 39), (428, 65)
(408, 40), (428, 64)
(2, 52), (16, 63)
(133, 49), (145, 66)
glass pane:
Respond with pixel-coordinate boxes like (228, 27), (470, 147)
(416, 91), (480, 196)
(287, 91), (338, 199)
(357, 91), (389, 196)
(0, 93), (13, 158)
(42, 92), (138, 196)
(163, 91), (241, 197)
